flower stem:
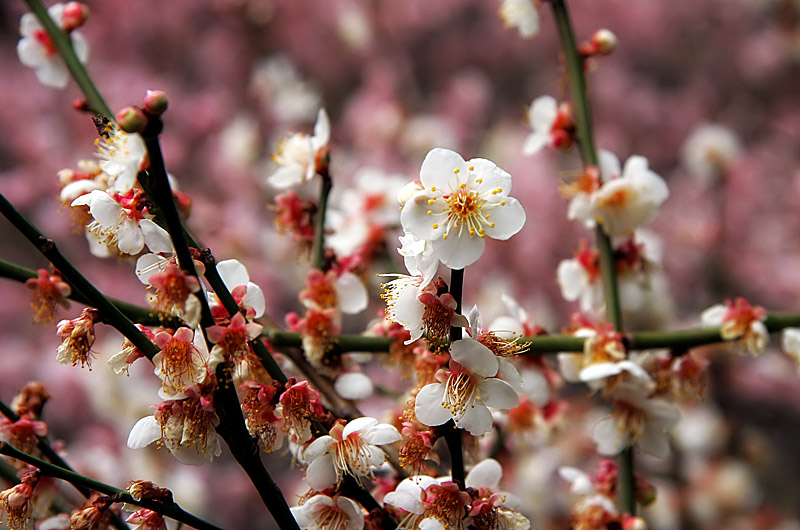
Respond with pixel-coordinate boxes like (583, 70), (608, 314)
(0, 401), (130, 530)
(549, 0), (632, 513)
(446, 267), (466, 489)
(312, 171), (333, 271)
(0, 441), (223, 530)
(0, 192), (159, 360)
(0, 257), (178, 327)
(22, 0), (112, 118)
(139, 123), (215, 331)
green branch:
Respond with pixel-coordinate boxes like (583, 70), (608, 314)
(0, 257), (179, 328)
(0, 193), (159, 360)
(0, 442), (222, 530)
(23, 0), (112, 117)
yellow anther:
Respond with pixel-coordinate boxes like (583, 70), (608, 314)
(500, 200), (506, 206)
(492, 190), (498, 194)
(443, 234), (448, 239)
(478, 228), (485, 234)
(469, 228), (475, 235)
(433, 223), (439, 229)
(427, 210), (432, 215)
(477, 178), (482, 183)
(486, 214), (492, 219)
(428, 199), (435, 205)
(459, 183), (466, 188)
(469, 165), (474, 171)
(490, 222), (495, 227)
(431, 186), (436, 191)
(454, 168), (460, 174)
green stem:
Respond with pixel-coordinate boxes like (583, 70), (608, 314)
(0, 442), (223, 530)
(139, 125), (215, 331)
(0, 257), (179, 328)
(0, 401), (129, 530)
(550, 0), (631, 513)
(445, 267), (465, 489)
(312, 172), (333, 271)
(23, 0), (112, 117)
(0, 193), (159, 360)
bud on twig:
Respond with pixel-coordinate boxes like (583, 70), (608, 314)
(62, 2), (90, 32)
(116, 106), (148, 133)
(143, 90), (169, 116)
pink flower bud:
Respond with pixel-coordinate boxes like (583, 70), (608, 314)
(143, 90), (169, 116)
(591, 29), (618, 55)
(116, 106), (148, 133)
(62, 2), (90, 32)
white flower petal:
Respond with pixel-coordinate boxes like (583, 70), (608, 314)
(140, 219), (173, 254)
(429, 231), (486, 270)
(419, 148), (469, 190)
(479, 378), (519, 410)
(414, 384), (451, 427)
(306, 453), (337, 491)
(592, 416), (626, 456)
(456, 400), (494, 435)
(127, 416), (161, 449)
(450, 339), (498, 377)
(481, 198), (526, 240)
(342, 417), (379, 438)
(362, 424), (402, 446)
(465, 458), (503, 490)
(217, 259), (250, 289)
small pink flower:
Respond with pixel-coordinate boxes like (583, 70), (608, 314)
(25, 269), (70, 323)
(701, 297), (768, 355)
(56, 308), (99, 369)
(279, 381), (324, 445)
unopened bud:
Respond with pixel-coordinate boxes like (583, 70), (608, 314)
(143, 90), (169, 116)
(115, 106), (148, 133)
(72, 98), (90, 112)
(591, 29), (618, 55)
(62, 2), (90, 32)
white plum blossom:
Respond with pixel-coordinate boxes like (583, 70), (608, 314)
(700, 298), (768, 355)
(71, 191), (161, 257)
(304, 417), (401, 491)
(383, 476), (467, 530)
(499, 0), (540, 39)
(681, 123), (741, 183)
(127, 392), (222, 465)
(415, 338), (519, 436)
(400, 148), (526, 270)
(291, 495), (364, 530)
(95, 127), (148, 193)
(592, 384), (680, 459)
(557, 255), (603, 313)
(152, 327), (223, 400)
(17, 3), (89, 89)
(269, 108), (330, 189)
(207, 259), (266, 319)
(568, 150), (669, 238)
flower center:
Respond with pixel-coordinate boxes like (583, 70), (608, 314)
(33, 29), (57, 56)
(160, 338), (204, 393)
(332, 433), (376, 477)
(442, 186), (491, 239)
(315, 502), (351, 530)
(442, 371), (477, 418)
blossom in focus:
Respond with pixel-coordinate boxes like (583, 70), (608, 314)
(71, 190), (160, 257)
(498, 0), (539, 39)
(383, 476), (469, 530)
(400, 148), (526, 270)
(415, 338), (519, 436)
(152, 327), (222, 399)
(206, 312), (263, 365)
(94, 124), (148, 193)
(0, 478), (35, 530)
(291, 494), (364, 530)
(279, 380), (324, 445)
(17, 3), (89, 89)
(127, 391), (222, 465)
(681, 123), (741, 183)
(304, 417), (401, 491)
(568, 150), (669, 238)
(269, 108), (330, 189)
(55, 308), (99, 369)
(207, 259), (266, 320)
(523, 95), (574, 155)
(700, 297), (768, 355)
